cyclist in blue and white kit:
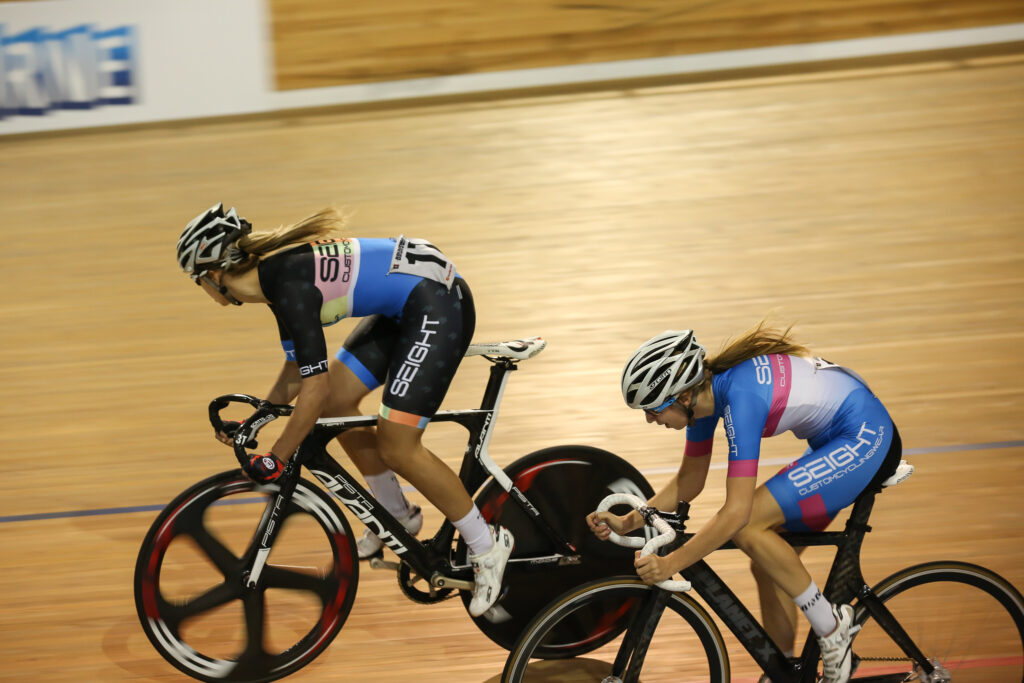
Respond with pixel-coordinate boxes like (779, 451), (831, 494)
(175, 203), (513, 618)
(588, 323), (901, 683)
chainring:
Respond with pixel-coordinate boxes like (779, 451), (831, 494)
(397, 561), (455, 604)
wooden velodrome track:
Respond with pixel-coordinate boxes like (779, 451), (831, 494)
(2, 49), (1024, 682)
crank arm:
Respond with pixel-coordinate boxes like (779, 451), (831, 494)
(368, 557), (400, 571)
(431, 572), (474, 591)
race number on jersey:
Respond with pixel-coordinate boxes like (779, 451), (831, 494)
(812, 356), (873, 393)
(389, 236), (455, 289)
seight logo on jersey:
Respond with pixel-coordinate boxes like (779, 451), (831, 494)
(314, 239), (354, 283)
(753, 355), (772, 385)
(300, 359), (329, 377)
(390, 316), (439, 397)
(787, 423), (884, 495)
(723, 405), (739, 460)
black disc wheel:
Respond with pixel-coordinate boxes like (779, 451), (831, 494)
(458, 445), (655, 657)
(134, 470), (359, 682)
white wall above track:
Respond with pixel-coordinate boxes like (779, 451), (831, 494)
(1, 0), (1022, 136)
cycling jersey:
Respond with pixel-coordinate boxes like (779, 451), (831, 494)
(684, 354), (896, 531)
(257, 237), (473, 427)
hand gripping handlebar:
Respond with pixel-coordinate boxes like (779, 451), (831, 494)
(596, 493), (691, 592)
(208, 394), (294, 470)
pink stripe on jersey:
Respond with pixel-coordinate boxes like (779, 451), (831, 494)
(728, 459), (759, 477)
(761, 354), (792, 437)
(685, 439), (713, 458)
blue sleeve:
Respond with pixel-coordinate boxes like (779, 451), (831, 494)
(722, 389), (770, 477)
(684, 415), (718, 458)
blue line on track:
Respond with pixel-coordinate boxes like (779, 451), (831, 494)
(2, 439), (1022, 525)
(0, 495), (265, 523)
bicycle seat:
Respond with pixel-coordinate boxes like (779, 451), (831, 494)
(881, 460), (914, 487)
(465, 336), (546, 360)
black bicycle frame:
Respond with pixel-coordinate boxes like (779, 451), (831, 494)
(616, 485), (935, 683)
(227, 357), (580, 593)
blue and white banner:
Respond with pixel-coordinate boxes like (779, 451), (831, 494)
(0, 0), (270, 134)
(1, 23), (137, 116)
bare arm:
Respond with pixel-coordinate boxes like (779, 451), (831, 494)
(266, 361), (303, 405)
(653, 452), (711, 508)
(268, 372), (330, 462)
(635, 474), (756, 583)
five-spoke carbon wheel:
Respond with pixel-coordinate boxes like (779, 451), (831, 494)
(134, 470), (359, 682)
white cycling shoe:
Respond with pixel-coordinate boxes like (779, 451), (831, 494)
(356, 504), (423, 559)
(468, 525), (514, 617)
(818, 603), (858, 683)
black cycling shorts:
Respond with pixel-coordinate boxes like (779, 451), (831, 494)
(335, 277), (475, 428)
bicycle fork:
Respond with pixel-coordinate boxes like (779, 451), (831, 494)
(607, 588), (674, 683)
(241, 463), (303, 589)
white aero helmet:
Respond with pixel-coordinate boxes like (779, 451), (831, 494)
(621, 330), (707, 410)
(176, 203), (252, 281)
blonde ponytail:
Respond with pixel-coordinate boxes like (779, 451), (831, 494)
(691, 320), (810, 396)
(227, 207), (349, 274)
(706, 320), (809, 374)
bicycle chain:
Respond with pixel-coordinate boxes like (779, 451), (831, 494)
(857, 656), (913, 662)
(853, 655), (919, 683)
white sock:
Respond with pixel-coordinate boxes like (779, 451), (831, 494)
(364, 471), (412, 518)
(454, 507), (493, 555)
(794, 581), (837, 637)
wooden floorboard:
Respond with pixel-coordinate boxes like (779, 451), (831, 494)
(1, 53), (1022, 681)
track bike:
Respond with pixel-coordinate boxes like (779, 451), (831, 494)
(134, 337), (656, 682)
(503, 447), (1024, 682)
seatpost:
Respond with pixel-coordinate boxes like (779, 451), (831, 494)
(451, 358), (518, 492)
(822, 491), (876, 605)
(478, 358), (517, 412)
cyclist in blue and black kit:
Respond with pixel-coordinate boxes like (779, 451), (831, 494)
(175, 203), (513, 618)
(588, 323), (902, 683)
